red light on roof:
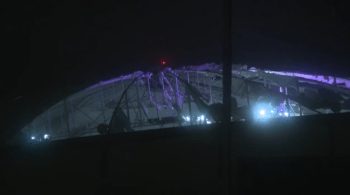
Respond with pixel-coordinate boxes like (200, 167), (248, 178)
(162, 61), (166, 65)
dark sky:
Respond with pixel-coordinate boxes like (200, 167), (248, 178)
(1, 0), (350, 139)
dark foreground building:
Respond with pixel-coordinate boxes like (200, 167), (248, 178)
(1, 113), (350, 194)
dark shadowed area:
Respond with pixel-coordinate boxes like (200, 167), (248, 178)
(1, 114), (350, 194)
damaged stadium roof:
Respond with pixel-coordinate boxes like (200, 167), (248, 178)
(16, 64), (350, 142)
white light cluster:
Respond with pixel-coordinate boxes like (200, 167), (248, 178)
(184, 115), (212, 124)
(196, 115), (205, 121)
(182, 116), (191, 122)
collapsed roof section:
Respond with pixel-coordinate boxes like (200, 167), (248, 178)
(22, 64), (350, 141)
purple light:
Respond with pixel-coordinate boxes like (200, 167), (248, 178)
(82, 66), (350, 95)
(83, 71), (146, 91)
(24, 63), (350, 137)
(264, 70), (350, 89)
(73, 65), (350, 109)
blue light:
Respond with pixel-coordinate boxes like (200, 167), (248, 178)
(31, 136), (35, 140)
(259, 110), (266, 115)
(284, 112), (289, 116)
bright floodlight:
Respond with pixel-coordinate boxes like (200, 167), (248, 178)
(279, 113), (282, 116)
(259, 110), (265, 115)
(31, 136), (35, 140)
(284, 112), (289, 116)
(183, 116), (190, 121)
(207, 120), (212, 124)
(271, 110), (274, 113)
(200, 115), (204, 121)
(44, 134), (49, 139)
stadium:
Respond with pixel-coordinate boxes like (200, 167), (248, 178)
(24, 63), (350, 142)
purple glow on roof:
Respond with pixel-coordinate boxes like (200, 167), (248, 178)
(24, 64), (350, 136)
(185, 63), (221, 71)
(264, 70), (350, 89)
(163, 76), (174, 92)
(249, 67), (258, 72)
(79, 64), (350, 98)
(84, 71), (145, 91)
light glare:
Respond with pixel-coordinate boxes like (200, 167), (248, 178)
(31, 136), (35, 140)
(284, 112), (289, 116)
(259, 110), (265, 115)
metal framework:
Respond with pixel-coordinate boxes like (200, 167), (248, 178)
(22, 64), (350, 141)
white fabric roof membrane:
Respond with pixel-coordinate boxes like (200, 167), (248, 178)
(22, 64), (350, 141)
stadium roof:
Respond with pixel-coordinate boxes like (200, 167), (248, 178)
(13, 63), (350, 142)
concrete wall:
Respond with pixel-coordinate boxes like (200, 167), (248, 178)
(1, 113), (350, 194)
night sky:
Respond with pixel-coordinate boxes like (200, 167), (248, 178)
(1, 0), (349, 139)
